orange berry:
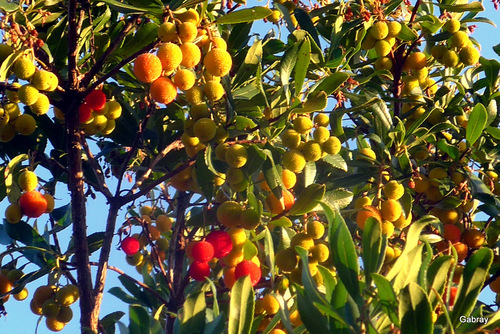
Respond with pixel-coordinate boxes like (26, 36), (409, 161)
(443, 224), (461, 243)
(356, 205), (382, 230)
(463, 229), (485, 249)
(490, 276), (500, 293)
(150, 77), (177, 105)
(265, 189), (295, 215)
(133, 53), (162, 83)
(19, 190), (48, 218)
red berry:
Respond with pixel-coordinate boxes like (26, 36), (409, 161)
(234, 260), (261, 286)
(190, 241), (214, 262)
(121, 237), (140, 256)
(449, 286), (458, 306)
(206, 231), (233, 258)
(79, 104), (92, 123)
(189, 261), (210, 281)
(19, 191), (47, 218)
(85, 90), (106, 110)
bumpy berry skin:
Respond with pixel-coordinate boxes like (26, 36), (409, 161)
(173, 69), (196, 91)
(293, 116), (313, 134)
(217, 201), (242, 228)
(234, 260), (261, 286)
(282, 149), (306, 173)
(85, 90), (107, 110)
(275, 248), (298, 272)
(13, 57), (36, 80)
(189, 261), (210, 281)
(121, 236), (140, 256)
(190, 241), (215, 262)
(225, 144), (248, 168)
(193, 118), (217, 142)
(370, 21), (389, 40)
(79, 104), (93, 123)
(18, 84), (40, 106)
(178, 22), (198, 43)
(459, 46), (480, 66)
(30, 94), (50, 116)
(19, 190), (48, 218)
(180, 42), (201, 68)
(158, 22), (177, 42)
(15, 114), (37, 135)
(157, 43), (183, 72)
(18, 170), (38, 192)
(150, 77), (178, 105)
(384, 180), (404, 200)
(206, 230), (233, 258)
(204, 81), (225, 101)
(133, 53), (162, 83)
(5, 204), (23, 224)
(204, 48), (232, 77)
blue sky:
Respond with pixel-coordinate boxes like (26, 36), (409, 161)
(1, 1), (500, 333)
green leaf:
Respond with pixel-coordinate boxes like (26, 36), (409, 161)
(100, 311), (125, 334)
(426, 256), (452, 308)
(362, 218), (387, 285)
(323, 203), (361, 303)
(320, 189), (353, 210)
(294, 39), (311, 95)
(215, 7), (272, 24)
(399, 283), (433, 334)
(195, 148), (214, 200)
(296, 91), (328, 113)
(398, 23), (418, 41)
(280, 43), (299, 102)
(494, 43), (500, 57)
(49, 204), (72, 233)
(466, 103), (487, 145)
(129, 305), (150, 334)
(289, 183), (325, 215)
(322, 154), (348, 171)
(451, 248), (493, 326)
(0, 0), (18, 12)
(437, 1), (484, 12)
(242, 239), (258, 260)
(372, 274), (400, 326)
(93, 0), (158, 14)
(179, 291), (206, 334)
(293, 8), (321, 47)
(228, 276), (255, 334)
(4, 220), (53, 267)
(312, 72), (349, 96)
(296, 286), (331, 333)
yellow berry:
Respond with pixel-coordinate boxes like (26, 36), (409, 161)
(381, 199), (403, 222)
(5, 204), (23, 224)
(203, 81), (225, 101)
(178, 22), (198, 43)
(15, 114), (37, 135)
(384, 180), (404, 200)
(451, 31), (469, 49)
(306, 220), (325, 239)
(217, 201), (242, 228)
(282, 149), (306, 173)
(18, 170), (38, 191)
(313, 113), (329, 126)
(133, 53), (162, 83)
(225, 144), (248, 168)
(322, 136), (341, 155)
(204, 48), (232, 77)
(370, 21), (389, 40)
(30, 94), (50, 116)
(13, 57), (36, 80)
(157, 22), (177, 42)
(293, 116), (313, 134)
(459, 46), (480, 66)
(173, 69), (195, 91)
(387, 21), (402, 37)
(106, 101), (122, 120)
(18, 84), (40, 106)
(185, 85), (205, 105)
(275, 248), (298, 272)
(179, 42), (201, 68)
(374, 40), (391, 57)
(157, 43), (183, 72)
(301, 140), (323, 162)
(442, 50), (459, 67)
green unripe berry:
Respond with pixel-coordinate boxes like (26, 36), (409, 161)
(293, 116), (313, 134)
(282, 149), (306, 173)
(313, 126), (330, 144)
(301, 140), (323, 162)
(322, 136), (341, 155)
(443, 19), (461, 34)
(13, 57), (36, 80)
(459, 46), (480, 66)
(281, 129), (301, 149)
(374, 40), (391, 57)
(387, 21), (402, 37)
(18, 84), (39, 106)
(225, 144), (248, 168)
(442, 50), (459, 67)
(193, 118), (217, 142)
(313, 113), (329, 126)
(30, 94), (50, 116)
(203, 81), (224, 101)
(431, 45), (448, 62)
(450, 31), (469, 49)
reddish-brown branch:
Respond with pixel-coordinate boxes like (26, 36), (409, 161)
(91, 201), (120, 329)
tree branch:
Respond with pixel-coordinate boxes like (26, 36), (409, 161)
(91, 200), (120, 328)
(80, 136), (113, 199)
(84, 39), (160, 95)
(81, 15), (140, 88)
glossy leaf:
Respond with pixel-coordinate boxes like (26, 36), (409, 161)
(362, 217), (387, 285)
(179, 291), (206, 334)
(215, 7), (272, 24)
(466, 103), (487, 145)
(399, 283), (433, 334)
(228, 276), (255, 334)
